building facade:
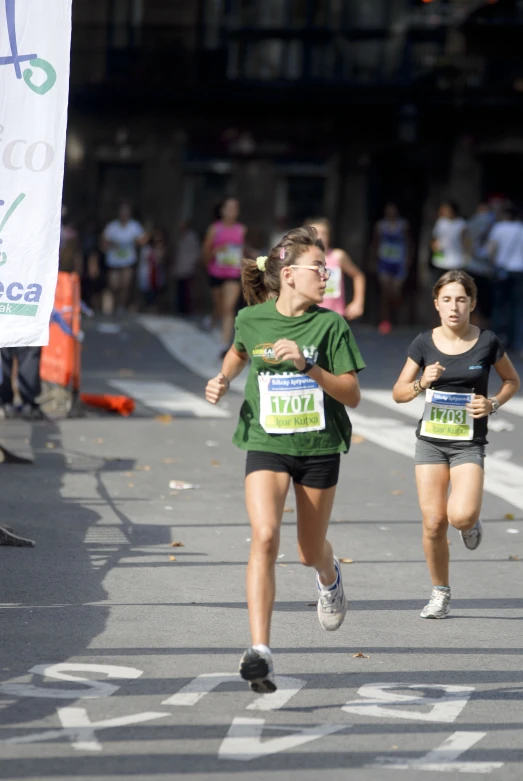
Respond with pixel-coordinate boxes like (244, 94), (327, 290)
(65, 0), (523, 320)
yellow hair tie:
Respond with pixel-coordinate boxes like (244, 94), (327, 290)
(256, 256), (267, 272)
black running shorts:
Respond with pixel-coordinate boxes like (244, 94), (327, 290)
(245, 451), (340, 489)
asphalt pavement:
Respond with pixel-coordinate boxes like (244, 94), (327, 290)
(0, 314), (522, 781)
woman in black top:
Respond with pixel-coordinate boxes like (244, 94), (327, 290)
(392, 270), (520, 619)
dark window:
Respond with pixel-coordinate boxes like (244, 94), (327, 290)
(109, 0), (143, 48)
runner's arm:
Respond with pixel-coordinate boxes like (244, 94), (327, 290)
(100, 227), (116, 252)
(205, 346), (248, 405)
(337, 250), (365, 320)
(273, 338), (361, 407)
(393, 358), (446, 402)
(202, 225), (216, 268)
(221, 346), (249, 383)
(489, 354), (520, 409)
(393, 358), (421, 402)
(307, 366), (360, 408)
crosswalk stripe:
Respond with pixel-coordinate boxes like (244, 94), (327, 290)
(139, 316), (522, 508)
(108, 379), (230, 419)
(362, 388), (522, 424)
(138, 315), (246, 392)
(351, 410), (523, 511)
(504, 396), (523, 418)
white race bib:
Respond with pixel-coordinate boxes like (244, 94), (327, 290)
(216, 244), (242, 269)
(324, 266), (342, 298)
(258, 374), (325, 434)
(420, 389), (474, 441)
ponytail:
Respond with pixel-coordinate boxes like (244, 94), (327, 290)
(241, 226), (324, 306)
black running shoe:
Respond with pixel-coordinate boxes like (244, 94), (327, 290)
(239, 647), (277, 694)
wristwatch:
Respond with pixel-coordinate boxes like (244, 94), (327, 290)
(301, 355), (316, 374)
(489, 396), (500, 414)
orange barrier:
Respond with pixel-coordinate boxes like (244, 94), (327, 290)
(79, 394), (135, 417)
(40, 271), (81, 391)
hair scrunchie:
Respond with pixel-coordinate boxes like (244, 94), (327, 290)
(256, 256), (267, 272)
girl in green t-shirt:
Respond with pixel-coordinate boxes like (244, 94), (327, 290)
(205, 226), (365, 694)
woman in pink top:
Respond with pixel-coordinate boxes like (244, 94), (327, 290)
(203, 198), (247, 357)
(304, 217), (366, 320)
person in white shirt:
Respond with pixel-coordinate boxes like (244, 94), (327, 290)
(430, 201), (471, 288)
(487, 204), (523, 355)
(101, 203), (148, 314)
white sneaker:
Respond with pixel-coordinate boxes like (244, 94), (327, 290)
(460, 519), (483, 551)
(239, 647), (276, 694)
(420, 587), (451, 619)
(317, 557), (348, 631)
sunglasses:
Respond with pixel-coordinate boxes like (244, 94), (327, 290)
(289, 264), (332, 280)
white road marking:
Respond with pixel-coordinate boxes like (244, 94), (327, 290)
(162, 673), (305, 712)
(370, 731), (503, 773)
(501, 395), (523, 418)
(138, 315), (246, 392)
(218, 717), (348, 762)
(246, 677), (307, 712)
(1, 708), (167, 750)
(351, 410), (523, 511)
(138, 317), (523, 508)
(362, 388), (522, 424)
(342, 683), (475, 723)
(109, 379), (230, 418)
(0, 663), (142, 700)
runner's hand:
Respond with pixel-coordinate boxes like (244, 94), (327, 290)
(421, 361), (445, 388)
(205, 373), (229, 404)
(272, 339), (306, 371)
(344, 301), (364, 320)
(466, 395), (492, 419)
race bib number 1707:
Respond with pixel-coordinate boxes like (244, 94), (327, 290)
(258, 374), (325, 434)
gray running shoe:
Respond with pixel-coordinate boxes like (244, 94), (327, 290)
(460, 519), (483, 551)
(420, 587), (451, 619)
(317, 557), (348, 631)
(239, 647), (276, 694)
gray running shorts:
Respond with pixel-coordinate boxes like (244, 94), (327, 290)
(415, 438), (485, 469)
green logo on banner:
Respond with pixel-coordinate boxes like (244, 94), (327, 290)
(0, 303), (38, 316)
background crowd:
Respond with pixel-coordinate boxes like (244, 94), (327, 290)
(54, 191), (523, 362)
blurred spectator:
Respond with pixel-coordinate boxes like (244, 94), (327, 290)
(467, 202), (496, 327)
(0, 347), (43, 420)
(487, 203), (523, 356)
(430, 200), (471, 289)
(80, 218), (105, 312)
(369, 202), (412, 334)
(137, 228), (168, 312)
(202, 197), (246, 358)
(303, 216), (366, 323)
(487, 193), (508, 224)
(59, 204), (82, 274)
(101, 203), (148, 315)
(173, 220), (201, 315)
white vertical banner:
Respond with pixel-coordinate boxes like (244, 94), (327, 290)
(0, 0), (72, 346)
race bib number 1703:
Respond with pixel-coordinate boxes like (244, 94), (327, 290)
(420, 389), (474, 440)
(258, 374), (325, 434)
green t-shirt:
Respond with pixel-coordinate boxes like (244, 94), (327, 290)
(232, 299), (366, 455)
